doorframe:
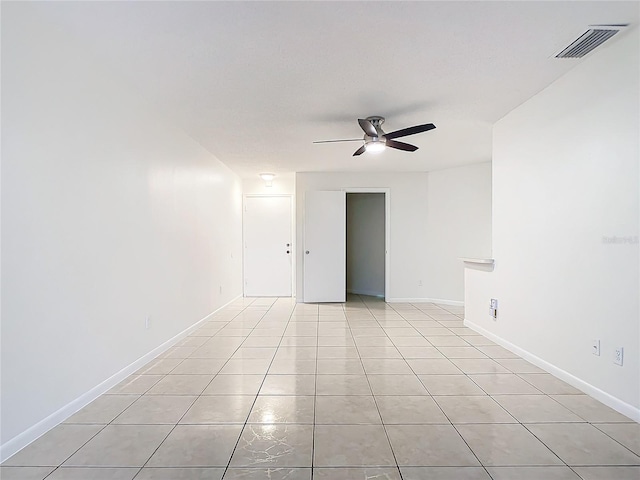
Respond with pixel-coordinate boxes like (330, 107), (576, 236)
(343, 188), (391, 302)
(242, 194), (295, 298)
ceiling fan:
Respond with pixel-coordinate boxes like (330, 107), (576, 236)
(313, 116), (436, 156)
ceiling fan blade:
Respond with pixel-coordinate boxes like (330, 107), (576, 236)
(358, 118), (378, 137)
(352, 145), (367, 156)
(313, 139), (362, 144)
(386, 139), (418, 152)
(384, 123), (436, 140)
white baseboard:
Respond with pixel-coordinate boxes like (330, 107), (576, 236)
(387, 297), (464, 307)
(464, 318), (640, 423)
(0, 295), (241, 463)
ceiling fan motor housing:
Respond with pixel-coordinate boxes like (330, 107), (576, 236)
(366, 116), (385, 135)
(364, 116), (386, 149)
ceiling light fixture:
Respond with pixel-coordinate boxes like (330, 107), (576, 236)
(364, 138), (386, 153)
(259, 173), (275, 187)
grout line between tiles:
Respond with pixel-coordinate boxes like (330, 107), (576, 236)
(310, 304), (322, 480)
(37, 424), (111, 480)
(356, 295), (406, 479)
(220, 297), (299, 478)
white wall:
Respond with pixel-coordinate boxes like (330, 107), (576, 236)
(1, 6), (243, 454)
(296, 169), (491, 303)
(465, 29), (639, 418)
(347, 193), (386, 297)
(425, 163), (492, 301)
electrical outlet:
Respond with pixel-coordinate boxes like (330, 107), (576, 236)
(145, 316), (151, 330)
(418, 280), (423, 287)
(614, 347), (624, 366)
(592, 339), (600, 356)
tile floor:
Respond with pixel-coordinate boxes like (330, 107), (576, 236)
(2, 296), (639, 480)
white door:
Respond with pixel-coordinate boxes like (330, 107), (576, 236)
(244, 196), (292, 296)
(304, 191), (346, 303)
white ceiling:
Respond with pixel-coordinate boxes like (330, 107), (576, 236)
(20, 1), (639, 177)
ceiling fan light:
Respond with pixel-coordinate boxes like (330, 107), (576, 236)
(365, 141), (386, 153)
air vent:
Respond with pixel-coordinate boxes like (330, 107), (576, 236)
(555, 25), (627, 58)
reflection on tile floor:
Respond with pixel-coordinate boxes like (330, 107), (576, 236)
(2, 295), (639, 480)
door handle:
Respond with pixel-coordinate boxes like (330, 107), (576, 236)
(286, 250), (290, 254)
(286, 243), (290, 247)
(305, 251), (310, 254)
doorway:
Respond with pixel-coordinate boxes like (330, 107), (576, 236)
(302, 188), (390, 303)
(243, 195), (293, 297)
(346, 193), (386, 298)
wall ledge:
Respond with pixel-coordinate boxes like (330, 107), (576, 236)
(0, 295), (241, 463)
(464, 318), (640, 423)
(460, 257), (494, 265)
